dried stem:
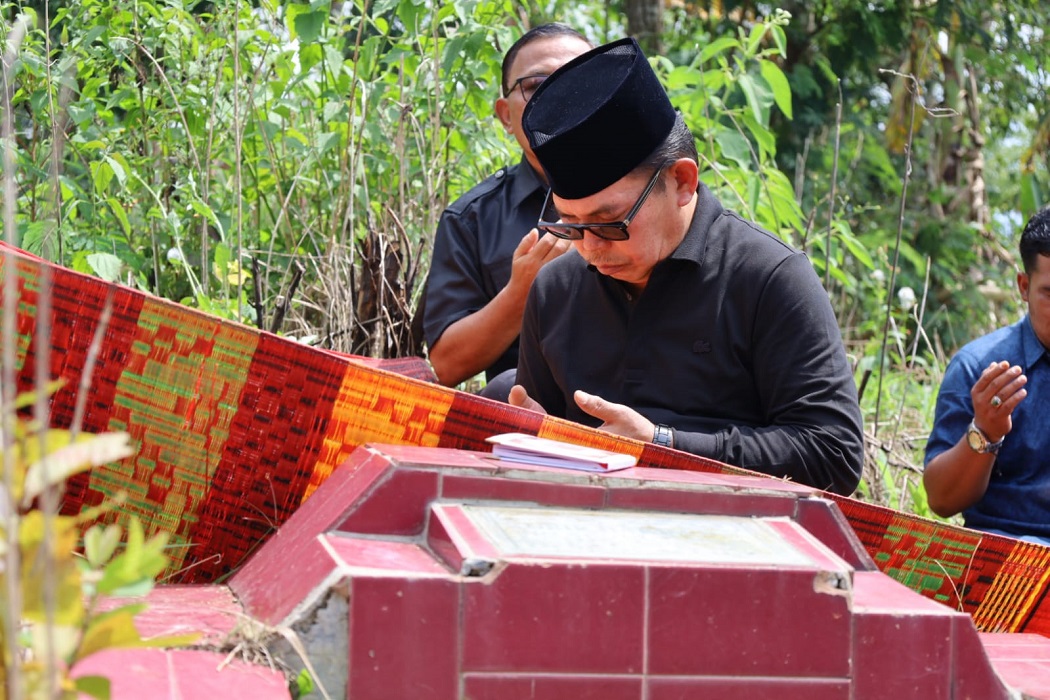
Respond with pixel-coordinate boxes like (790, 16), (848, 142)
(2, 15), (31, 700)
(872, 71), (918, 440)
(825, 80), (843, 291)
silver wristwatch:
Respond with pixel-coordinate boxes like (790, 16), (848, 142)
(653, 424), (673, 448)
(966, 420), (1003, 455)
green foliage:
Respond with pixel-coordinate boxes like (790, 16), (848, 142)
(661, 10), (805, 241)
(771, 0), (1046, 345)
(9, 0), (1042, 351)
(2, 0), (517, 354)
(1, 395), (195, 699)
(3, 0), (1048, 518)
(293, 668), (315, 698)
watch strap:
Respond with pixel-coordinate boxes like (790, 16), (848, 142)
(653, 424), (673, 448)
(968, 420), (1004, 455)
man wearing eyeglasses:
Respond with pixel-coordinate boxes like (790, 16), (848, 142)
(420, 24), (593, 398)
(509, 37), (865, 495)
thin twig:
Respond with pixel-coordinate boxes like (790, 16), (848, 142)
(2, 16), (31, 700)
(270, 260), (305, 334)
(232, 0), (243, 324)
(825, 80), (843, 291)
(71, 290), (115, 439)
(251, 256), (265, 329)
(873, 73), (918, 439)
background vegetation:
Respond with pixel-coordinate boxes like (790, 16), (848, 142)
(1, 0), (1047, 520)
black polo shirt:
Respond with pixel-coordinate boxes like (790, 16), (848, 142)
(423, 159), (546, 381)
(517, 184), (864, 495)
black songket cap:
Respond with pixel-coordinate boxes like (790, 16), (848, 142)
(522, 37), (676, 200)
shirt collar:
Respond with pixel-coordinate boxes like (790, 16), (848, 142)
(668, 183), (721, 266)
(509, 157), (547, 208)
(1022, 314), (1049, 368)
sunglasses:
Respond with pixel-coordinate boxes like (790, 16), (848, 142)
(536, 167), (664, 241)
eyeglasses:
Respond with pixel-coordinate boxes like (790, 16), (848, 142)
(507, 74), (548, 101)
(536, 167), (664, 241)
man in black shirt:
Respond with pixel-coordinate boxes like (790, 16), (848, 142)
(509, 37), (864, 495)
(421, 25), (592, 396)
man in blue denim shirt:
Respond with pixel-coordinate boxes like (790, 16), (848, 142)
(924, 206), (1050, 544)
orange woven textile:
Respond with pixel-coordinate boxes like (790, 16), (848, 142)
(2, 244), (1047, 635)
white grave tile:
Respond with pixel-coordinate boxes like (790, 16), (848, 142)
(463, 505), (815, 567)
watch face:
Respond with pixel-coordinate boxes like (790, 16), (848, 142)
(967, 426), (987, 453)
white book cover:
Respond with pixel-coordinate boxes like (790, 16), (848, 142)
(485, 432), (637, 472)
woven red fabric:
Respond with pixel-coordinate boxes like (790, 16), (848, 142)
(2, 242), (1047, 634)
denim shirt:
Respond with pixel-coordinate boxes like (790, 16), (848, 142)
(925, 315), (1050, 538)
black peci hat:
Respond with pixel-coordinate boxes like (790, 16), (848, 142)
(522, 37), (676, 200)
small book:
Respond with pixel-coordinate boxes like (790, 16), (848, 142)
(485, 432), (637, 472)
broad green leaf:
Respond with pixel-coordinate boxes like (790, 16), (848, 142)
(84, 524), (124, 569)
(318, 131), (342, 153)
(714, 128), (752, 170)
(834, 221), (875, 270)
(770, 25), (787, 58)
(67, 102), (95, 127)
(294, 10), (325, 43)
(299, 42), (323, 72)
(75, 675), (111, 700)
(442, 35), (467, 73)
(898, 239), (928, 274)
(763, 168), (805, 233)
(103, 156), (127, 188)
(827, 264), (851, 286)
(323, 100), (345, 123)
(699, 36), (739, 64)
(87, 253), (123, 282)
(70, 251), (94, 275)
(225, 260), (249, 287)
(759, 60), (793, 119)
(665, 65), (699, 91)
(737, 74), (771, 128)
(191, 199), (224, 240)
(283, 127), (310, 148)
(740, 112), (777, 159)
(213, 242), (231, 278)
(746, 175), (762, 214)
(287, 5), (323, 43)
(14, 380), (65, 410)
(746, 23), (767, 56)
(395, 0), (424, 34)
(76, 608), (144, 659)
(97, 518), (169, 596)
(107, 197), (131, 237)
(436, 2), (461, 24)
(91, 160), (113, 195)
(699, 69), (726, 94)
(20, 220), (52, 255)
(20, 512), (84, 625)
(1020, 171), (1041, 219)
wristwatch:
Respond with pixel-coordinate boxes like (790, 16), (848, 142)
(966, 420), (1004, 455)
(653, 424), (674, 449)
